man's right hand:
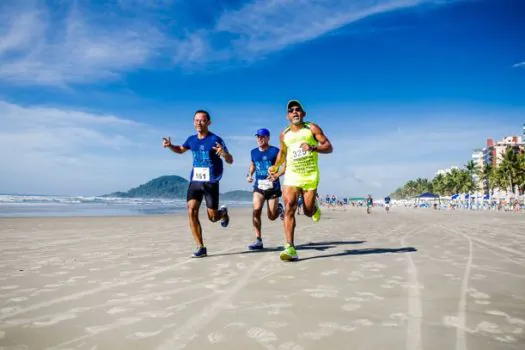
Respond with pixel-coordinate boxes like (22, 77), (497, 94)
(268, 166), (277, 176)
(247, 175), (254, 183)
(162, 137), (172, 148)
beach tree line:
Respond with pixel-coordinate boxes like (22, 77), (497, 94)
(390, 147), (525, 199)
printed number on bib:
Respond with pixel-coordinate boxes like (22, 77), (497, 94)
(258, 179), (273, 191)
(292, 147), (309, 161)
(193, 167), (210, 182)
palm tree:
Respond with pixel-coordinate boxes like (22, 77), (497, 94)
(464, 160), (478, 208)
(517, 151), (525, 194)
(432, 173), (445, 195)
(389, 149), (525, 200)
(498, 147), (520, 194)
(405, 180), (417, 198)
(448, 168), (463, 195)
(478, 163), (494, 195)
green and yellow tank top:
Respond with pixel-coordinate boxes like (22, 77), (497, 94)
(283, 122), (320, 184)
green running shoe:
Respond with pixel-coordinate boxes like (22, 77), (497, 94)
(312, 203), (321, 222)
(280, 243), (298, 261)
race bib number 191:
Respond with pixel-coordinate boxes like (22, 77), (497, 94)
(193, 167), (210, 182)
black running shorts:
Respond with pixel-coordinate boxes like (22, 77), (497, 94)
(253, 187), (282, 201)
(187, 182), (220, 209)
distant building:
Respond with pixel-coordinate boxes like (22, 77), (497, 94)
(471, 149), (484, 192)
(480, 129), (524, 196)
(484, 135), (523, 167)
(472, 149), (483, 168)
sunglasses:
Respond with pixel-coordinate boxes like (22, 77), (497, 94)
(288, 107), (302, 113)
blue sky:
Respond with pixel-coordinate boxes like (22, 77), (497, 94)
(0, 0), (524, 197)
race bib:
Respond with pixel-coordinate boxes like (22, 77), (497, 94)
(291, 147), (309, 161)
(257, 179), (273, 191)
(192, 167), (210, 182)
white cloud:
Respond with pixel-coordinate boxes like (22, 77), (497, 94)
(173, 0), (448, 66)
(0, 0), (457, 85)
(513, 61), (525, 68)
(0, 100), (190, 196)
(0, 1), (164, 86)
(216, 0), (423, 59)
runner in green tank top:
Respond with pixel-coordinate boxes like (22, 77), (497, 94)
(268, 100), (333, 261)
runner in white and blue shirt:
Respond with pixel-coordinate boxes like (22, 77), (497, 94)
(246, 128), (284, 250)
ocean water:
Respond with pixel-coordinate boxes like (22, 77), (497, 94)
(0, 195), (251, 217)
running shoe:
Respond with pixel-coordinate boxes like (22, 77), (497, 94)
(312, 203), (321, 222)
(279, 243), (298, 261)
(248, 239), (264, 250)
(192, 246), (207, 258)
(220, 205), (229, 228)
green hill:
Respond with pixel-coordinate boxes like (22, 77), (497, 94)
(104, 175), (189, 198)
(104, 175), (252, 201)
(221, 190), (252, 201)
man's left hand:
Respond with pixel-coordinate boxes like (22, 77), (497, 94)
(213, 142), (227, 157)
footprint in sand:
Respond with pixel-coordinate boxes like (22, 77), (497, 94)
(468, 288), (490, 303)
(382, 322), (400, 327)
(494, 335), (517, 343)
(354, 319), (374, 326)
(1, 306), (20, 314)
(225, 322), (246, 329)
(342, 304), (361, 311)
(8, 297), (28, 302)
(476, 321), (503, 334)
(127, 330), (162, 339)
(279, 341), (304, 350)
(207, 332), (225, 343)
(265, 321), (288, 328)
(321, 269), (340, 276)
(303, 285), (338, 298)
(345, 297), (365, 302)
(247, 327), (277, 342)
(32, 313), (77, 327)
(1, 285), (19, 290)
(355, 292), (384, 300)
(486, 310), (525, 326)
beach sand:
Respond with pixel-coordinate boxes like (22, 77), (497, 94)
(0, 207), (524, 349)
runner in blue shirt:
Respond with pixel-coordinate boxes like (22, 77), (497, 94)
(163, 110), (233, 258)
(384, 196), (391, 212)
(246, 128), (285, 250)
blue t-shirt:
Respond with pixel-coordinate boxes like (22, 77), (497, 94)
(251, 146), (280, 190)
(182, 132), (228, 183)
